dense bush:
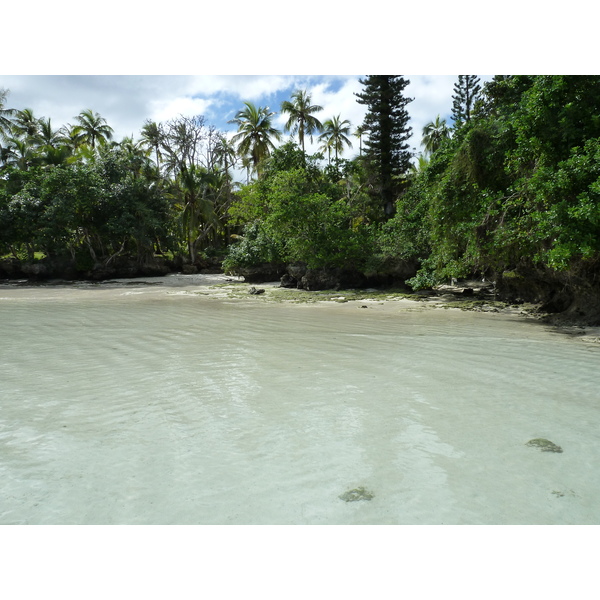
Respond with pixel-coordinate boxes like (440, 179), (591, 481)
(0, 148), (171, 264)
(225, 144), (374, 272)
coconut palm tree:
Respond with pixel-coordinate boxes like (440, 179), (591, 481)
(319, 115), (353, 163)
(214, 134), (237, 180)
(409, 153), (430, 178)
(421, 115), (450, 155)
(240, 154), (254, 185)
(280, 90), (323, 154)
(37, 117), (69, 149)
(71, 109), (114, 149)
(354, 124), (367, 156)
(38, 144), (74, 167)
(2, 137), (37, 170)
(229, 102), (282, 177)
(11, 108), (41, 144)
(0, 88), (15, 141)
(140, 120), (164, 173)
(116, 136), (153, 178)
(170, 164), (221, 263)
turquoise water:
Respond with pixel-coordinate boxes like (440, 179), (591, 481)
(1, 277), (599, 524)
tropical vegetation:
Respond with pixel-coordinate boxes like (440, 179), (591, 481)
(3, 76), (600, 319)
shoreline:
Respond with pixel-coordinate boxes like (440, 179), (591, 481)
(2, 272), (600, 345)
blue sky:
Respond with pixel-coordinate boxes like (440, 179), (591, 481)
(1, 74), (489, 161)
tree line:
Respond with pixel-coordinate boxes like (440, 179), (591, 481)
(2, 76), (600, 294)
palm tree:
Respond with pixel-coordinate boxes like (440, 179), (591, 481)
(319, 115), (353, 163)
(140, 120), (164, 173)
(0, 88), (15, 141)
(213, 134), (236, 177)
(409, 153), (430, 177)
(213, 133), (237, 196)
(11, 108), (40, 144)
(421, 115), (450, 155)
(229, 102), (282, 177)
(170, 164), (220, 263)
(354, 125), (367, 156)
(2, 137), (37, 170)
(71, 109), (114, 149)
(38, 144), (74, 167)
(117, 136), (153, 177)
(280, 90), (323, 154)
(37, 117), (69, 149)
(240, 154), (254, 185)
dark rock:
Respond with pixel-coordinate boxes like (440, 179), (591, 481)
(497, 265), (600, 325)
(287, 262), (308, 281)
(236, 263), (286, 283)
(21, 262), (50, 278)
(1, 255), (172, 282)
(539, 289), (573, 313)
(280, 274), (298, 288)
(0, 258), (25, 278)
(248, 287), (265, 295)
(299, 267), (367, 291)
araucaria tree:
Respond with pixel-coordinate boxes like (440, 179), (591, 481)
(451, 75), (481, 127)
(355, 75), (413, 217)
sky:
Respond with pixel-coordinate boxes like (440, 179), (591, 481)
(0, 74), (492, 161)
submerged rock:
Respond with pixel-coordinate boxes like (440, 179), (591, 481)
(526, 438), (563, 453)
(339, 487), (374, 502)
(248, 286), (265, 295)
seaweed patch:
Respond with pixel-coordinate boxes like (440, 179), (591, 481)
(526, 438), (563, 453)
(339, 487), (374, 502)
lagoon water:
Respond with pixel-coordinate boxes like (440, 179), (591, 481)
(1, 275), (600, 524)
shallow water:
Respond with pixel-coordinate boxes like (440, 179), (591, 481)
(1, 276), (599, 524)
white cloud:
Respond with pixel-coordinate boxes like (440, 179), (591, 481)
(1, 74), (495, 161)
(149, 96), (215, 124)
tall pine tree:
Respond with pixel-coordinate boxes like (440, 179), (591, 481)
(451, 75), (481, 126)
(355, 75), (413, 217)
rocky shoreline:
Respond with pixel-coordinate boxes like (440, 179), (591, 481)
(2, 255), (600, 329)
(0, 254), (224, 282)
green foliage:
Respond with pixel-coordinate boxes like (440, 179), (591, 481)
(510, 76), (600, 167)
(400, 75), (600, 285)
(262, 141), (322, 179)
(261, 169), (372, 268)
(421, 115), (450, 155)
(5, 76), (600, 291)
(517, 138), (600, 269)
(355, 75), (413, 216)
(0, 148), (170, 265)
(221, 221), (284, 272)
(225, 146), (374, 272)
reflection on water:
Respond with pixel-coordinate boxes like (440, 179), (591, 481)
(1, 279), (600, 524)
